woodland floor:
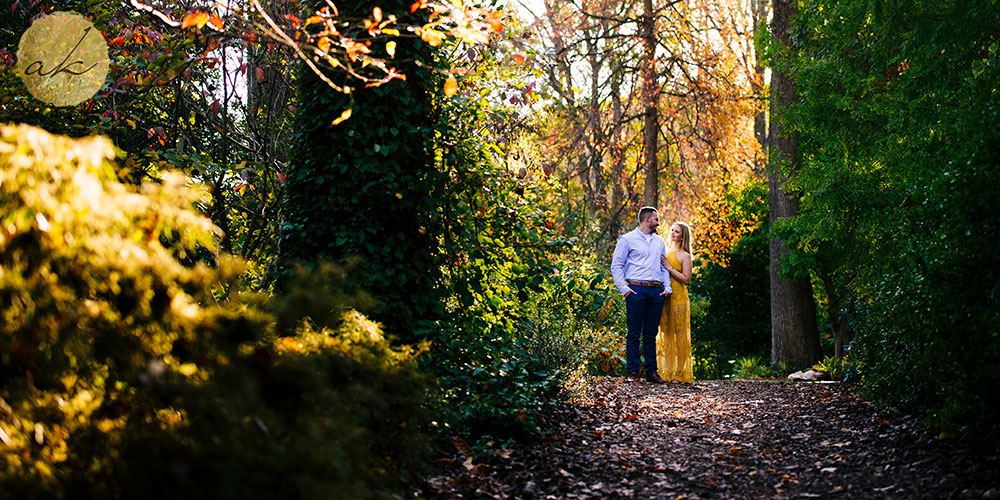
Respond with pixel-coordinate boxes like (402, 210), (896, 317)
(417, 378), (1000, 499)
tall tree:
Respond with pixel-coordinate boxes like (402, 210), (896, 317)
(527, 0), (762, 259)
(767, 0), (820, 367)
(640, 0), (658, 207)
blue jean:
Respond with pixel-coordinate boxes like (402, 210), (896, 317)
(624, 284), (666, 376)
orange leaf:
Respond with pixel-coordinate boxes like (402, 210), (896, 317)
(512, 54), (526, 64)
(420, 28), (444, 47)
(485, 12), (504, 32)
(208, 15), (224, 30)
(181, 12), (209, 29)
(410, 0), (424, 13)
(373, 6), (382, 22)
(443, 76), (458, 97)
(316, 36), (331, 54)
(331, 108), (352, 125)
(305, 15), (324, 26)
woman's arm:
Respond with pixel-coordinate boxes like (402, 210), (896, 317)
(664, 251), (693, 285)
(677, 251), (692, 285)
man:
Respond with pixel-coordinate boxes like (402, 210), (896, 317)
(610, 206), (672, 384)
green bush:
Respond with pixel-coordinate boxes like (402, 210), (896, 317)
(789, 0), (1000, 442)
(813, 355), (853, 382)
(730, 355), (775, 380)
(0, 124), (428, 499)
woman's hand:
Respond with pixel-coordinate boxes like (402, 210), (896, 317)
(661, 254), (670, 269)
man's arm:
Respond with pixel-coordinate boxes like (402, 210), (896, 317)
(610, 235), (632, 296)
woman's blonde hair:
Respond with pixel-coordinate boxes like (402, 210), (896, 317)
(673, 222), (693, 254)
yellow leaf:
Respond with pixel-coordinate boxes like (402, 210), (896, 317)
(179, 363), (198, 376)
(181, 12), (209, 29)
(444, 76), (458, 97)
(373, 6), (383, 22)
(331, 108), (352, 125)
(386, 41), (396, 58)
(382, 28), (400, 36)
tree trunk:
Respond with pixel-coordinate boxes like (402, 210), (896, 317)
(768, 0), (821, 368)
(641, 0), (658, 207)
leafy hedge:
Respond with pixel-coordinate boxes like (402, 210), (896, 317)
(0, 124), (428, 499)
(788, 0), (1000, 442)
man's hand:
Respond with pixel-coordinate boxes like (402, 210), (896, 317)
(660, 290), (670, 297)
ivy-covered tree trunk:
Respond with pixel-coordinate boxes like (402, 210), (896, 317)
(767, 0), (820, 368)
(279, 0), (443, 339)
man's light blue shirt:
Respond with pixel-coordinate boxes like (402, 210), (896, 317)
(610, 227), (672, 296)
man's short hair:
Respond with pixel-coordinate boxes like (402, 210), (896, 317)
(638, 206), (658, 225)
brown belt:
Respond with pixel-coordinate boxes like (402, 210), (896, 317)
(627, 280), (663, 287)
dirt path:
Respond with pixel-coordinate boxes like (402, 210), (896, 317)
(418, 378), (999, 499)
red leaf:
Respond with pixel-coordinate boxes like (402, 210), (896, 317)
(255, 67), (265, 82)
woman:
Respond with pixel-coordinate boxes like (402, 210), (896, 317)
(656, 222), (693, 383)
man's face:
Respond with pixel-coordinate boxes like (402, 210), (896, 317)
(646, 212), (659, 231)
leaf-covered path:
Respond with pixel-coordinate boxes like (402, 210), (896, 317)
(419, 379), (999, 499)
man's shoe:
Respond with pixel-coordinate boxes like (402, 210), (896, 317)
(627, 373), (642, 382)
(646, 374), (668, 384)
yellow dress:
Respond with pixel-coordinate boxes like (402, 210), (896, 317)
(656, 249), (693, 382)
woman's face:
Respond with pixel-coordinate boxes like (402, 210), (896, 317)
(670, 225), (683, 242)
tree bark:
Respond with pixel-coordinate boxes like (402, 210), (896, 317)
(641, 0), (658, 207)
(768, 0), (821, 368)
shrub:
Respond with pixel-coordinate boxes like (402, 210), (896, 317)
(813, 355), (853, 382)
(730, 355), (775, 380)
(0, 124), (428, 499)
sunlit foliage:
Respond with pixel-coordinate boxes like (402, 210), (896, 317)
(0, 125), (428, 498)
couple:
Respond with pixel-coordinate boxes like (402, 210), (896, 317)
(610, 207), (693, 384)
